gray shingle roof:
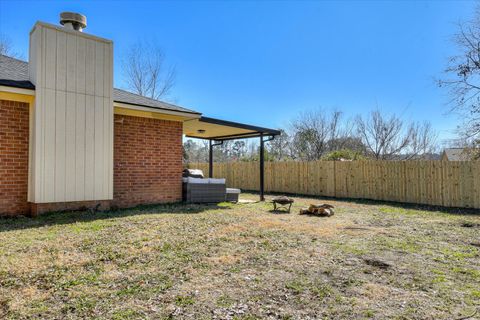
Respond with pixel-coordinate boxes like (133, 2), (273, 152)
(112, 88), (199, 114)
(0, 54), (200, 115)
(0, 54), (35, 89)
(442, 148), (473, 161)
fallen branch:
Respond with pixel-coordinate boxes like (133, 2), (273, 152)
(455, 308), (478, 320)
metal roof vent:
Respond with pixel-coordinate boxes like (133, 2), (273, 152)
(60, 12), (87, 32)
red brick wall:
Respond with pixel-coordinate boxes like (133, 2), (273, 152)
(0, 100), (30, 216)
(0, 104), (183, 216)
(113, 114), (183, 207)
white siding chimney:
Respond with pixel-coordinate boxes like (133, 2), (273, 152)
(28, 17), (113, 203)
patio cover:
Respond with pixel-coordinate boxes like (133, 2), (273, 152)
(183, 116), (280, 140)
(183, 116), (281, 201)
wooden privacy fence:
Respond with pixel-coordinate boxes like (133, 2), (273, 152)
(188, 161), (480, 209)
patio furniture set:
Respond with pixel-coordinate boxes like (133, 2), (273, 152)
(182, 169), (241, 203)
(184, 170), (320, 215)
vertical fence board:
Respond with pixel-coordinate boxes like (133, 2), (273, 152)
(473, 162), (480, 208)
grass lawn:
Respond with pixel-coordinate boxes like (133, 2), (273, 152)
(0, 193), (479, 319)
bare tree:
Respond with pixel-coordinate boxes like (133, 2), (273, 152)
(0, 34), (21, 58)
(355, 110), (437, 160)
(122, 40), (176, 100)
(231, 141), (247, 160)
(183, 139), (212, 163)
(356, 111), (407, 160)
(290, 109), (352, 160)
(437, 8), (480, 149)
(184, 138), (265, 163)
(267, 129), (292, 160)
(327, 136), (366, 154)
(406, 121), (438, 159)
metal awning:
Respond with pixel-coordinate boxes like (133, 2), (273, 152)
(183, 116), (280, 140)
(183, 116), (281, 201)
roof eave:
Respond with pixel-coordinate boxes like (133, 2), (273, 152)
(199, 116), (281, 136)
(114, 101), (201, 119)
(0, 83), (202, 118)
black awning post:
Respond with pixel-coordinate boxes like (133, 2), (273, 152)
(259, 135), (275, 202)
(209, 140), (213, 178)
(209, 140), (223, 178)
(260, 134), (265, 201)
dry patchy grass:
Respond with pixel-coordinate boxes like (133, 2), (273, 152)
(0, 194), (479, 319)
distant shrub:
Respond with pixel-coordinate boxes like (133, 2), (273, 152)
(322, 149), (366, 161)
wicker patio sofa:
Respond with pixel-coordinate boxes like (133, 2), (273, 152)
(182, 169), (240, 203)
(183, 178), (226, 203)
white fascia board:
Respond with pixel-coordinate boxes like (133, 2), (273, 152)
(0, 86), (35, 96)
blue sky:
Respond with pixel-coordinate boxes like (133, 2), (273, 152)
(0, 0), (476, 142)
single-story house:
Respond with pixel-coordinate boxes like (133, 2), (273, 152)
(441, 148), (478, 161)
(0, 12), (279, 216)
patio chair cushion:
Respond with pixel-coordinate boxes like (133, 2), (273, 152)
(183, 169), (204, 178)
(209, 178), (226, 184)
(226, 188), (241, 194)
(187, 177), (209, 184)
